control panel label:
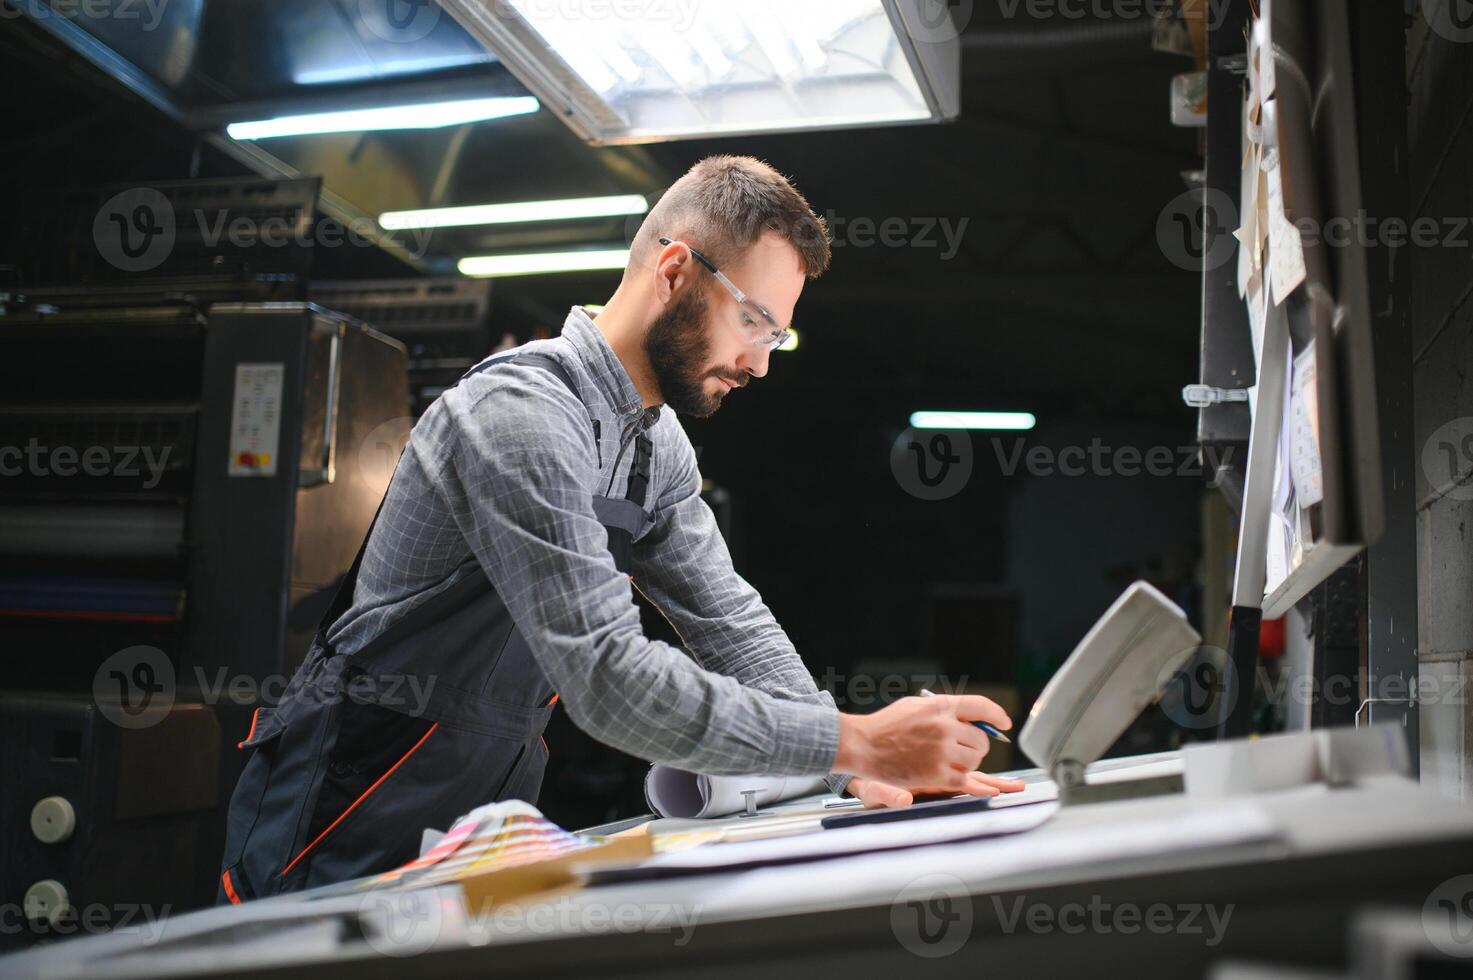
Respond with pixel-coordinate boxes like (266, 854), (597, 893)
(228, 362), (284, 477)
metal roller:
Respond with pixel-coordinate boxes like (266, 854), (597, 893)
(0, 503), (186, 561)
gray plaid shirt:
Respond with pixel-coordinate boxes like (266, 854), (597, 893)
(329, 306), (844, 784)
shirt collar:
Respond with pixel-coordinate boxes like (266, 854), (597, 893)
(562, 306), (648, 419)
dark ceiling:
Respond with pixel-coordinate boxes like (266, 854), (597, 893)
(0, 3), (1201, 422)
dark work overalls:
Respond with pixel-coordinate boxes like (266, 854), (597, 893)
(217, 352), (653, 903)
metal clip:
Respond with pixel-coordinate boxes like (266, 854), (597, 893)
(1354, 697), (1416, 728)
(738, 789), (759, 818)
(1218, 53), (1248, 76)
(1182, 384), (1250, 408)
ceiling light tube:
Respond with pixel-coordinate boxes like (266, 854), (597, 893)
(458, 247), (631, 278)
(226, 96), (540, 140)
(380, 194), (647, 231)
(909, 411), (1037, 431)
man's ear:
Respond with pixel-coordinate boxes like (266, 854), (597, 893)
(654, 241), (695, 304)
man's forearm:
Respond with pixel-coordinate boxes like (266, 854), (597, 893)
(662, 601), (853, 791)
(552, 628), (843, 777)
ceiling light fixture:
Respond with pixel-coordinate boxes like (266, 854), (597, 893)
(226, 96), (540, 140)
(458, 247), (631, 278)
(436, 0), (959, 144)
(909, 411), (1038, 431)
(381, 194), (648, 230)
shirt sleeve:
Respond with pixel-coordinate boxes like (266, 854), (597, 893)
(630, 420), (852, 795)
(430, 370), (840, 779)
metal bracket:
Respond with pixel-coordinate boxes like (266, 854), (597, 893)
(1052, 758), (1184, 807)
(299, 323), (342, 488)
(1182, 383), (1251, 408)
(1218, 53), (1249, 75)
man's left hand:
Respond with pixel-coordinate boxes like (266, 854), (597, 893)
(847, 772), (1027, 809)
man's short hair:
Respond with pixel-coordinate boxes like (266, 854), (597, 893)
(631, 155), (831, 278)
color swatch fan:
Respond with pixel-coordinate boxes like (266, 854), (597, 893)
(368, 800), (603, 890)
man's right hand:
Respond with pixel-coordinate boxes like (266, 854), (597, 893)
(833, 694), (1014, 791)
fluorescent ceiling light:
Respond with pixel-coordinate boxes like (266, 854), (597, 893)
(380, 194), (648, 231)
(293, 56), (487, 87)
(226, 96), (540, 140)
(459, 248), (631, 278)
(909, 411), (1037, 431)
(438, 0), (959, 144)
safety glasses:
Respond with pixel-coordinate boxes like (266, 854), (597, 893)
(658, 236), (791, 352)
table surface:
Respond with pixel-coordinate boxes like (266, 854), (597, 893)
(6, 751), (1471, 980)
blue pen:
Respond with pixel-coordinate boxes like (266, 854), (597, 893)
(918, 688), (1011, 743)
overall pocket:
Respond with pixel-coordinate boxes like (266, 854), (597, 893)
(281, 698), (439, 881)
(218, 708), (288, 904)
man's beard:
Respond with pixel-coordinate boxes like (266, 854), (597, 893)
(644, 288), (734, 418)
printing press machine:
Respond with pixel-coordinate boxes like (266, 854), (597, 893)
(2, 740), (1470, 980)
(0, 177), (411, 941)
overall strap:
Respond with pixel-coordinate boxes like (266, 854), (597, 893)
(460, 349), (577, 394)
(627, 431), (653, 507)
(314, 351), (585, 643)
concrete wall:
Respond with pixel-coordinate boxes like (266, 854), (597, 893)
(1408, 1), (1473, 798)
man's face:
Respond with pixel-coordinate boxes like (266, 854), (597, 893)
(645, 230), (806, 418)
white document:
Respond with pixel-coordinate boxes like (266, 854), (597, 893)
(630, 801), (1059, 873)
(1266, 371), (1297, 594)
(1266, 513), (1291, 594)
(1242, 274), (1268, 418)
(1254, 13), (1276, 101)
(685, 800), (1278, 924)
(1265, 150), (1307, 304)
(1289, 340), (1325, 505)
(1236, 97), (1259, 298)
(644, 766), (829, 819)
